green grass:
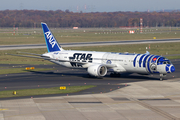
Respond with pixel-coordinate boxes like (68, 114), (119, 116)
(0, 48), (51, 64)
(0, 68), (54, 75)
(66, 42), (180, 57)
(0, 85), (96, 98)
(1, 42), (180, 65)
(164, 55), (180, 60)
(0, 28), (180, 75)
(1, 42), (179, 75)
(1, 27), (180, 45)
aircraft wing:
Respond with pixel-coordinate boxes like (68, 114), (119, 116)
(102, 64), (117, 68)
(6, 53), (68, 62)
(16, 51), (42, 56)
(7, 53), (91, 63)
(6, 53), (117, 68)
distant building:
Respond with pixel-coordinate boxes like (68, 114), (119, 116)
(73, 27), (78, 29)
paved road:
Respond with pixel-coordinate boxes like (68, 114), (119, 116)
(0, 38), (180, 50)
(0, 59), (179, 92)
(0, 60), (180, 120)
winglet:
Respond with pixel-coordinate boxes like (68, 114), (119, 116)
(41, 22), (63, 52)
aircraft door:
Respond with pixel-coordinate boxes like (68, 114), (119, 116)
(102, 53), (118, 65)
(102, 53), (109, 64)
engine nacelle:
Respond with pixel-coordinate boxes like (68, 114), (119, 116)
(87, 64), (107, 77)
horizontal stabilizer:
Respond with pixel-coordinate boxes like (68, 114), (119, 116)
(17, 51), (42, 56)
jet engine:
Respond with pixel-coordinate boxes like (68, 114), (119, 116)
(87, 64), (107, 77)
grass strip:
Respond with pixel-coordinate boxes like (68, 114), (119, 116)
(0, 68), (54, 75)
(0, 42), (179, 65)
(165, 56), (180, 60)
(1, 27), (180, 45)
(0, 85), (96, 98)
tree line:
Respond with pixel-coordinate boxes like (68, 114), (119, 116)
(0, 10), (180, 28)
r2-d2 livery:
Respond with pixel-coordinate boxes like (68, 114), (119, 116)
(15, 23), (176, 81)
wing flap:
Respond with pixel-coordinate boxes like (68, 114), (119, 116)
(103, 64), (117, 68)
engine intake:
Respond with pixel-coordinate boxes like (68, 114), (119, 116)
(87, 64), (107, 77)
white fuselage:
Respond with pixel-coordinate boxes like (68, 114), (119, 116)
(43, 50), (160, 75)
(39, 22), (175, 79)
(12, 22), (175, 80)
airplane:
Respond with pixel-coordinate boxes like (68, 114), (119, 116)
(8, 22), (175, 80)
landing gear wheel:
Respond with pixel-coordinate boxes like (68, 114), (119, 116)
(159, 74), (166, 81)
(110, 72), (121, 77)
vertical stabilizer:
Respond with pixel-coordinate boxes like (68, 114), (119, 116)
(41, 22), (63, 52)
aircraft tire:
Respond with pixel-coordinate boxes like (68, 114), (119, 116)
(110, 73), (121, 77)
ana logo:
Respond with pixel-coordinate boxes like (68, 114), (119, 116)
(45, 31), (56, 48)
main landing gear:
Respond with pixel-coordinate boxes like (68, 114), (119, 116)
(160, 74), (166, 81)
(110, 72), (121, 77)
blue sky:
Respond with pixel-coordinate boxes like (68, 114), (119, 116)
(0, 0), (180, 12)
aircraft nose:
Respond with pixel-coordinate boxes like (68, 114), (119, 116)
(170, 65), (175, 73)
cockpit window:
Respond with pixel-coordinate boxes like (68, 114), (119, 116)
(163, 61), (170, 64)
(157, 57), (171, 65)
(163, 61), (171, 64)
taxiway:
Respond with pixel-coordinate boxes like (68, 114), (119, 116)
(0, 38), (180, 50)
(0, 59), (180, 120)
(0, 59), (179, 92)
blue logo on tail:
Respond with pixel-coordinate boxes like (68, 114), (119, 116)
(41, 22), (62, 52)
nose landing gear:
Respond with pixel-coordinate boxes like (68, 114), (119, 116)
(160, 74), (166, 81)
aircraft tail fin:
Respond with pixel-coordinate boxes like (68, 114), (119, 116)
(41, 22), (63, 52)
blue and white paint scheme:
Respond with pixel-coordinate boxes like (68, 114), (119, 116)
(12, 22), (175, 80)
(41, 23), (63, 52)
